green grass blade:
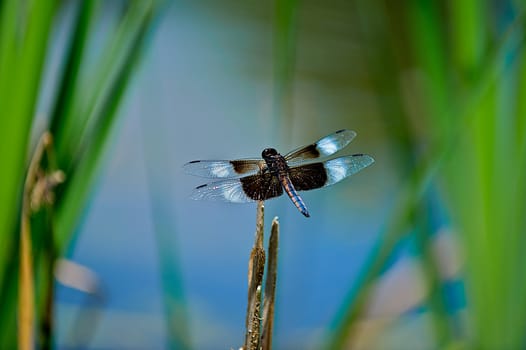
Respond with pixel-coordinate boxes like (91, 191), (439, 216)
(0, 0), (57, 294)
(449, 0), (485, 76)
(273, 0), (298, 141)
(0, 0), (58, 346)
(141, 121), (192, 349)
(52, 1), (142, 173)
(49, 0), (98, 164)
(54, 1), (160, 252)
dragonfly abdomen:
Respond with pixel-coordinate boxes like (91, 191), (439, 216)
(280, 175), (310, 217)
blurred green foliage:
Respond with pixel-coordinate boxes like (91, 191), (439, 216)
(0, 0), (165, 348)
(319, 1), (526, 349)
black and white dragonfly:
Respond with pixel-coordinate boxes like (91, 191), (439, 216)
(183, 129), (374, 217)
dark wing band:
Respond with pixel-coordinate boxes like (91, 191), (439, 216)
(240, 172), (283, 201)
(183, 159), (263, 178)
(284, 129), (356, 164)
(288, 163), (327, 190)
(289, 154), (374, 191)
(190, 172), (283, 202)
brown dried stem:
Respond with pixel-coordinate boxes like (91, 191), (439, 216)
(242, 202), (280, 350)
(244, 201), (266, 350)
(19, 132), (64, 350)
(19, 132), (52, 350)
(260, 217), (279, 350)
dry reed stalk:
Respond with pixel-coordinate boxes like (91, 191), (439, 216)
(260, 217), (279, 350)
(242, 201), (279, 350)
(244, 201), (266, 349)
(19, 132), (64, 350)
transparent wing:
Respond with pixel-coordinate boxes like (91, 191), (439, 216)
(190, 179), (255, 203)
(322, 154), (374, 186)
(183, 159), (263, 178)
(189, 173), (283, 203)
(288, 154), (374, 191)
(284, 129), (357, 165)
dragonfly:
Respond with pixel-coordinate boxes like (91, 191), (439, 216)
(183, 129), (374, 217)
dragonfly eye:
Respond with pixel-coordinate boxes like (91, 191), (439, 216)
(262, 148), (278, 158)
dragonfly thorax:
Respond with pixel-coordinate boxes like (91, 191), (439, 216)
(262, 148), (289, 176)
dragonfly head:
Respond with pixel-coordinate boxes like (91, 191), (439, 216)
(262, 148), (278, 160)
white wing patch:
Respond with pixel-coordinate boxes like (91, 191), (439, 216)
(316, 129), (356, 156)
(324, 155), (375, 186)
(190, 179), (255, 203)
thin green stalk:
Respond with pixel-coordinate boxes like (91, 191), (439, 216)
(54, 1), (159, 252)
(273, 0), (298, 141)
(141, 116), (191, 349)
(50, 0), (98, 156)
